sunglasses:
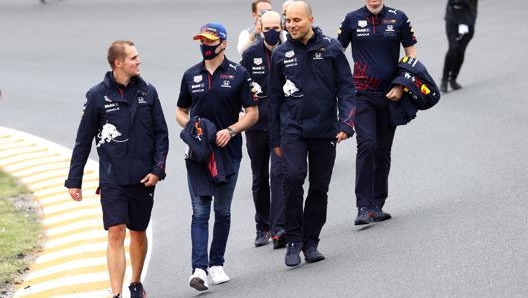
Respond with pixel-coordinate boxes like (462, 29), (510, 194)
(258, 9), (271, 16)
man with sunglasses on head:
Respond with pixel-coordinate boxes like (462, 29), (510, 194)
(176, 22), (258, 291)
(237, 0), (273, 54)
(240, 10), (287, 250)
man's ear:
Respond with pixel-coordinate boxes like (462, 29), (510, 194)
(114, 58), (122, 68)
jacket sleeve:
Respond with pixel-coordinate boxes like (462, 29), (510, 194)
(333, 44), (356, 137)
(267, 49), (284, 148)
(240, 48), (252, 71)
(64, 92), (99, 189)
(337, 14), (352, 50)
(149, 88), (169, 180)
(400, 12), (417, 48)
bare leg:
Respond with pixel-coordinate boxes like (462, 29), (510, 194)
(129, 230), (148, 283)
(107, 224), (127, 296)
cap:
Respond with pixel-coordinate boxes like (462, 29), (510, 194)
(192, 22), (227, 41)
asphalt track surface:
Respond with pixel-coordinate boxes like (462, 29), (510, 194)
(1, 0), (527, 297)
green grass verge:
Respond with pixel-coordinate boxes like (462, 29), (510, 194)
(0, 170), (43, 286)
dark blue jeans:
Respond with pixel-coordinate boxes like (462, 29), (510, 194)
(355, 91), (396, 209)
(281, 135), (336, 244)
(190, 159), (240, 272)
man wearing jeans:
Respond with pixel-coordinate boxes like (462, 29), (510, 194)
(176, 22), (258, 291)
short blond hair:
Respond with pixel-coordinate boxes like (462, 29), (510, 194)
(107, 40), (135, 69)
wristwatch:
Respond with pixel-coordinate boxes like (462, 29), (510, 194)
(227, 127), (237, 138)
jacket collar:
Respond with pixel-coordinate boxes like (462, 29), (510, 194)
(361, 5), (388, 18)
(287, 27), (326, 51)
(103, 71), (146, 90)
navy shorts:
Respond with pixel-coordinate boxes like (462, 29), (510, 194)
(100, 184), (155, 231)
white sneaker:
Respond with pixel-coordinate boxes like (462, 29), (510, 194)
(208, 266), (230, 284)
(189, 268), (208, 291)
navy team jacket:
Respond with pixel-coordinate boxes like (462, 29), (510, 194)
(268, 27), (356, 148)
(389, 56), (441, 126)
(65, 72), (169, 188)
(240, 41), (273, 132)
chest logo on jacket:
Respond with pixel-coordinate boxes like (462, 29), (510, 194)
(283, 50), (298, 68)
(96, 123), (129, 147)
(192, 75), (205, 93)
(283, 79), (301, 97)
(105, 102), (120, 113)
(221, 80), (231, 88)
(313, 52), (323, 60)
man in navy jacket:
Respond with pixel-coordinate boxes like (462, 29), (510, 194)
(65, 40), (169, 298)
(268, 1), (356, 267)
(240, 10), (287, 249)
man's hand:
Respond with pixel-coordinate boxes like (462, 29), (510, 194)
(336, 131), (350, 143)
(273, 146), (283, 158)
(386, 85), (403, 101)
(68, 188), (82, 201)
(140, 173), (160, 187)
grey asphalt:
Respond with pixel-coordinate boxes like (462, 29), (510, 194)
(1, 0), (527, 297)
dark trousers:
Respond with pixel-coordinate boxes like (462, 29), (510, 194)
(442, 21), (475, 80)
(355, 91), (396, 209)
(245, 130), (285, 234)
(281, 135), (336, 243)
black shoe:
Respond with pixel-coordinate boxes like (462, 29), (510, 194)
(369, 207), (391, 222)
(355, 207), (372, 225)
(285, 242), (303, 267)
(450, 79), (462, 90)
(112, 295), (121, 298)
(440, 78), (448, 93)
(129, 282), (147, 298)
(303, 240), (325, 263)
(254, 229), (271, 247)
(272, 229), (287, 249)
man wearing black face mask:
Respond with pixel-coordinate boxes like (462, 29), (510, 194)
(240, 10), (288, 250)
(176, 22), (259, 291)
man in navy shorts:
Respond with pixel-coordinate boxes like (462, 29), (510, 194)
(65, 40), (169, 298)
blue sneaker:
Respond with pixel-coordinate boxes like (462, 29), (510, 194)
(354, 207), (371, 225)
(285, 242), (303, 267)
(303, 239), (325, 263)
(369, 207), (391, 222)
(254, 229), (271, 247)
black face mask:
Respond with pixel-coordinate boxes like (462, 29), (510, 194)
(200, 42), (223, 60)
(263, 29), (281, 46)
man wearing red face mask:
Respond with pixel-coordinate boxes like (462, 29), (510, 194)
(176, 22), (258, 291)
